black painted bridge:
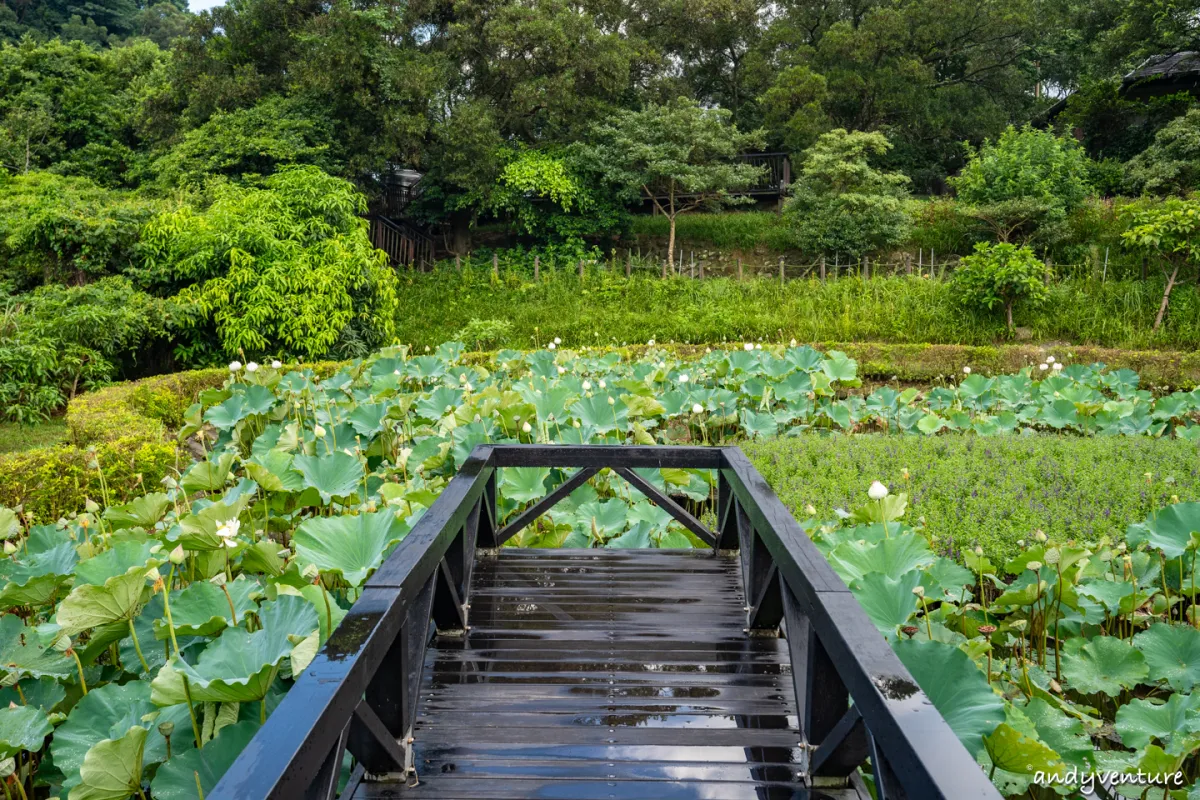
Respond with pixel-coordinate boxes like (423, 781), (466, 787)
(212, 446), (1001, 800)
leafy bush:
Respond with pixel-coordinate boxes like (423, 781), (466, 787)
(150, 96), (338, 187)
(783, 129), (911, 258)
(454, 318), (514, 351)
(0, 278), (173, 422)
(952, 242), (1050, 331)
(138, 166), (399, 363)
(0, 171), (162, 290)
(952, 125), (1094, 242)
(629, 211), (796, 251)
(1125, 107), (1200, 196)
(1120, 196), (1200, 332)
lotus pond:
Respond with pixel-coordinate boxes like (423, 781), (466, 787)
(0, 342), (1198, 799)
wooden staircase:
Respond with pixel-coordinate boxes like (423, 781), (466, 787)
(369, 174), (437, 270)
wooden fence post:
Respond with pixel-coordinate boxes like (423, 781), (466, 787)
(492, 253), (499, 277)
(455, 254), (461, 272)
(579, 260), (585, 281)
(737, 258), (743, 281)
(534, 255), (540, 281)
(905, 252), (912, 275)
(779, 256), (785, 284)
(819, 255), (826, 282)
(625, 251), (631, 278)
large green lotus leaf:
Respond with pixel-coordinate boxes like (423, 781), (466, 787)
(982, 722), (1064, 776)
(150, 720), (260, 800)
(921, 558), (975, 602)
(992, 573), (1045, 608)
(1061, 636), (1148, 696)
(73, 540), (160, 587)
(0, 704), (51, 758)
(1077, 579), (1135, 614)
(501, 468), (550, 504)
(850, 569), (920, 640)
(0, 615), (72, 678)
(180, 452), (237, 494)
(893, 639), (1004, 758)
(204, 386), (276, 431)
(739, 408), (779, 439)
(294, 510), (412, 587)
(275, 584), (348, 643)
(0, 541), (78, 608)
(606, 521), (652, 549)
(826, 534), (935, 584)
(56, 568), (149, 637)
(1133, 623), (1200, 692)
(52, 680), (193, 787)
(153, 576), (261, 639)
(530, 386), (575, 424)
(822, 351), (858, 383)
(1142, 503), (1200, 559)
(175, 494), (251, 552)
(244, 449), (306, 494)
(1021, 698), (1095, 771)
(103, 493), (170, 531)
(292, 452), (364, 500)
(1115, 692), (1200, 751)
(570, 395), (628, 434)
(565, 500), (628, 542)
(67, 725), (147, 800)
(0, 676), (66, 714)
(0, 507), (17, 540)
(151, 595), (318, 705)
(347, 402), (390, 437)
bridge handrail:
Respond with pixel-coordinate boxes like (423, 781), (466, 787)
(210, 444), (1001, 800)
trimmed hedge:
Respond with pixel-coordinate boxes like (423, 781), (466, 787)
(744, 435), (1200, 566)
(0, 369), (228, 520)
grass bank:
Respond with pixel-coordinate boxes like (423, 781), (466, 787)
(396, 271), (1200, 353)
(744, 435), (1199, 564)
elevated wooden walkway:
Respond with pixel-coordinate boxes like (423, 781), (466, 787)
(213, 446), (1001, 800)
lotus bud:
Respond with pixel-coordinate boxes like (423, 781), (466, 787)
(0, 758), (13, 778)
(85, 499), (100, 514)
(789, 339), (797, 347)
(553, 337), (561, 345)
(1016, 539), (1025, 547)
(313, 425), (327, 438)
(246, 362), (259, 373)
(548, 342), (557, 350)
(229, 361), (242, 372)
(572, 420), (581, 428)
(301, 564), (321, 581)
(169, 545), (186, 565)
(582, 381), (592, 391)
(692, 403), (704, 414)
(974, 546), (984, 556)
(522, 422), (532, 434)
(598, 380), (606, 389)
(962, 366), (971, 375)
(868, 481), (888, 501)
(272, 360), (282, 369)
(1172, 494), (1180, 504)
(679, 374), (689, 383)
(1034, 530), (1047, 543)
(2, 541), (15, 556)
(803, 504), (817, 516)
(744, 343), (754, 351)
(607, 396), (615, 406)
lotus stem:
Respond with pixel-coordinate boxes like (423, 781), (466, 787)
(182, 676), (202, 749)
(219, 584), (238, 626)
(128, 618), (151, 674)
(69, 649), (87, 695)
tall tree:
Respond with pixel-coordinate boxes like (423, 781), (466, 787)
(580, 97), (765, 271)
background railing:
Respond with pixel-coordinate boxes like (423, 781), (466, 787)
(210, 444), (1001, 800)
(369, 215), (436, 270)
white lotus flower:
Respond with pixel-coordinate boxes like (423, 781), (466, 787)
(790, 339), (797, 347)
(548, 342), (556, 350)
(962, 366), (971, 375)
(868, 481), (888, 501)
(216, 520), (241, 542)
(553, 337), (561, 344)
(1046, 355), (1055, 363)
(1052, 362), (1063, 371)
(557, 366), (566, 374)
(744, 343), (754, 351)
(1038, 363), (1049, 371)
(271, 360), (282, 369)
(582, 381), (591, 391)
(229, 361), (243, 372)
(459, 373), (468, 383)
(246, 362), (259, 373)
(522, 422), (532, 433)
(679, 374), (689, 383)
(169, 545), (186, 564)
(598, 380), (606, 389)
(692, 403), (704, 414)
(648, 339), (655, 346)
(755, 343), (762, 350)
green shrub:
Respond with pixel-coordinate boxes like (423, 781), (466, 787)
(0, 278), (173, 422)
(783, 129), (911, 258)
(138, 166), (399, 364)
(743, 435), (1200, 564)
(630, 212), (794, 251)
(951, 242), (1049, 331)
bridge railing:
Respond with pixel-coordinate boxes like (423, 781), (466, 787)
(210, 444), (1001, 800)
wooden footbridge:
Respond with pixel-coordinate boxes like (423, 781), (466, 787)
(213, 446), (1000, 800)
